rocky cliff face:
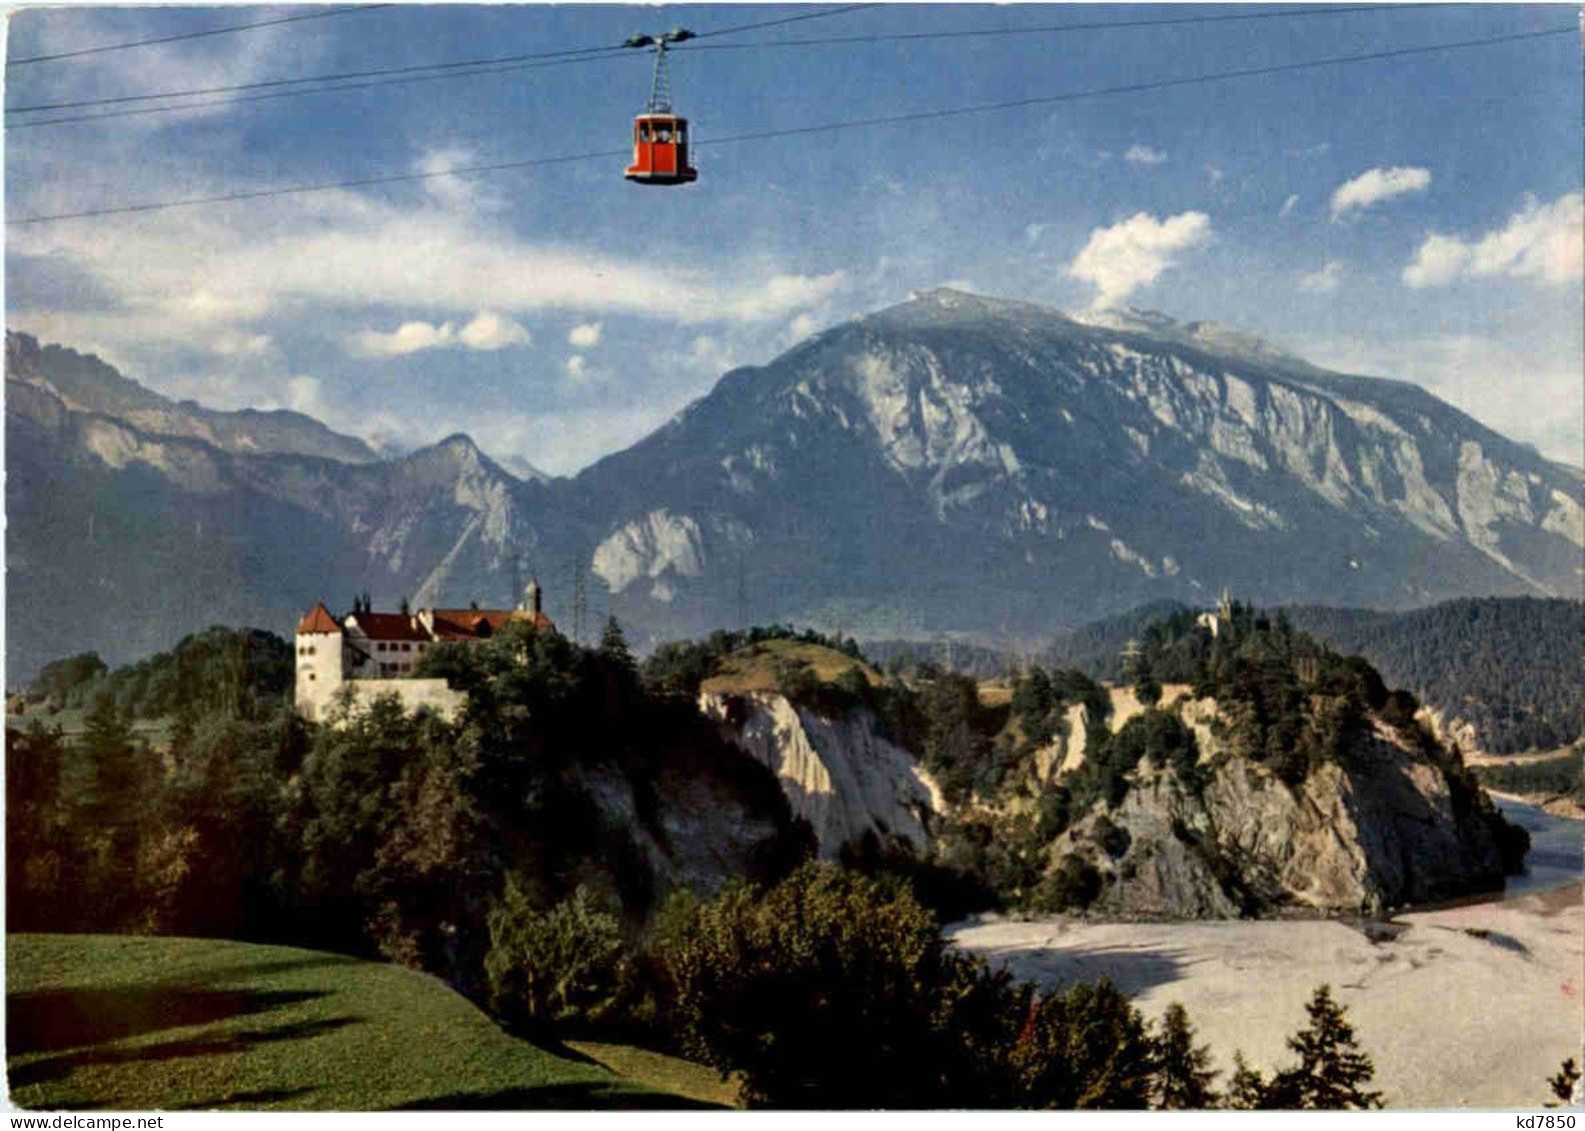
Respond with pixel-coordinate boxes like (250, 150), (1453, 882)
(5, 331), (379, 464)
(574, 756), (800, 899)
(700, 691), (944, 858)
(1047, 702), (1515, 918)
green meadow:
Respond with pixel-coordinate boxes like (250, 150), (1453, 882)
(6, 934), (734, 1111)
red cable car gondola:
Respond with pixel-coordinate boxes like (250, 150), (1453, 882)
(623, 29), (697, 186)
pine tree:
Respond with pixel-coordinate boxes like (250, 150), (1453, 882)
(81, 692), (141, 823)
(1225, 1051), (1270, 1110)
(600, 616), (633, 667)
(1548, 1058), (1580, 1105)
(1266, 985), (1383, 1109)
(1152, 1002), (1219, 1108)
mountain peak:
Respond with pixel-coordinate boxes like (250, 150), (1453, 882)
(1070, 305), (1301, 366)
(867, 287), (1080, 333)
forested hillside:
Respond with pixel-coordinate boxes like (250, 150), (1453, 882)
(1284, 599), (1584, 754)
(1041, 598), (1584, 756)
(18, 627), (293, 720)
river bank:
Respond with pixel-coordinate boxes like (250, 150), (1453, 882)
(950, 798), (1582, 1109)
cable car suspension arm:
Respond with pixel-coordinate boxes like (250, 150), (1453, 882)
(625, 28), (694, 113)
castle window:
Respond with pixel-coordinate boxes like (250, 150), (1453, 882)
(308, 673), (316, 681)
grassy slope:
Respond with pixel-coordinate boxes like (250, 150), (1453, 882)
(698, 638), (884, 696)
(6, 934), (730, 1111)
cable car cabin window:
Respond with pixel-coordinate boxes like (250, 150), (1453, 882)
(638, 122), (651, 142)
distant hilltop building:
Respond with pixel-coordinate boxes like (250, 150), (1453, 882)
(295, 578), (554, 722)
(1195, 588), (1235, 639)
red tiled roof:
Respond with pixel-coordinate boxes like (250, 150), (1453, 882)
(296, 602), (341, 634)
(429, 608), (555, 638)
(429, 609), (513, 639)
(344, 611), (429, 642)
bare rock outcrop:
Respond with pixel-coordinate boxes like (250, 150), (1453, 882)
(701, 690), (944, 858)
(1052, 715), (1515, 918)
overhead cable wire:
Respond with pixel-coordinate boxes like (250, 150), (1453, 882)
(7, 2), (1453, 126)
(8, 4), (393, 66)
(7, 51), (634, 129)
(9, 43), (626, 115)
(10, 23), (1575, 226)
(8, 4), (879, 114)
(688, 3), (880, 40)
(682, 2), (1463, 53)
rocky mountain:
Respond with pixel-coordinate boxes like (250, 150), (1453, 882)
(5, 332), (378, 464)
(575, 289), (1581, 640)
(5, 368), (550, 679)
(7, 289), (1582, 679)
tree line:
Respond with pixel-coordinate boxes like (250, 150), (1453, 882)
(6, 618), (1400, 1108)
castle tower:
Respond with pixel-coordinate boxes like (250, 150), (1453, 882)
(519, 575), (542, 616)
(294, 602), (345, 722)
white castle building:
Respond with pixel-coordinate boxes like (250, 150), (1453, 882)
(294, 579), (554, 722)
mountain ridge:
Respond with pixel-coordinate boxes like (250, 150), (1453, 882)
(7, 291), (1581, 678)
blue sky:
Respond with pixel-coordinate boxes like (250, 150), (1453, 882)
(7, 3), (1582, 472)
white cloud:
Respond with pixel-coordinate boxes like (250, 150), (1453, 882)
(459, 311), (531, 350)
(1280, 194), (1300, 218)
(1204, 165), (1225, 186)
(1298, 261), (1343, 293)
(354, 320), (457, 358)
(723, 271), (846, 321)
(8, 11), (316, 136)
(1303, 333), (1583, 464)
(567, 322), (603, 349)
(1401, 234), (1470, 289)
(677, 334), (739, 377)
(785, 312), (819, 343)
(565, 355), (588, 379)
(1403, 192), (1583, 288)
(284, 376), (327, 417)
(11, 185), (850, 352)
(1124, 145), (1167, 166)
(1329, 166), (1431, 220)
(351, 311), (530, 358)
(211, 329), (274, 357)
(413, 147), (502, 213)
(1066, 211), (1212, 308)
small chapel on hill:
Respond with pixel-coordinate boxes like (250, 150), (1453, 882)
(294, 579), (554, 722)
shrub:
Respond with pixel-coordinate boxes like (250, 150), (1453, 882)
(1037, 854), (1104, 913)
(657, 862), (1169, 1109)
(659, 863), (958, 1107)
(1005, 979), (1155, 1108)
(485, 880), (633, 1036)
